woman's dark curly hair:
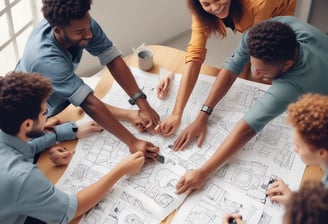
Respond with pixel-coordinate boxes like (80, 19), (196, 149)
(42, 0), (92, 27)
(186, 0), (242, 37)
(284, 181), (328, 224)
(0, 72), (52, 135)
(246, 20), (297, 63)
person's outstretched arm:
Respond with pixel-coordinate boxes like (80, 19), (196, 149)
(176, 120), (256, 194)
(173, 68), (238, 151)
(74, 151), (145, 218)
(106, 56), (160, 131)
(81, 94), (159, 162)
(159, 61), (202, 136)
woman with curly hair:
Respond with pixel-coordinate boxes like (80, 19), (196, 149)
(156, 0), (296, 136)
(267, 93), (328, 205)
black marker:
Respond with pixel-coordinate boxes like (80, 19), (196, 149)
(157, 154), (165, 163)
(228, 217), (237, 224)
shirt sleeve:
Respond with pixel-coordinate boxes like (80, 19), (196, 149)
(243, 80), (302, 133)
(86, 18), (122, 65)
(222, 32), (250, 75)
(28, 122), (77, 154)
(17, 166), (78, 223)
(185, 15), (209, 64)
(34, 55), (94, 107)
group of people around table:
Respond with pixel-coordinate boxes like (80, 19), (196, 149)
(1, 0), (328, 223)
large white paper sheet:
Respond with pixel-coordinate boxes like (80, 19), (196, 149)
(56, 67), (305, 224)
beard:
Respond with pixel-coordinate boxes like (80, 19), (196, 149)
(62, 31), (89, 49)
(26, 128), (45, 138)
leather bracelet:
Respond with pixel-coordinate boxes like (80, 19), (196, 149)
(200, 104), (213, 115)
(128, 89), (147, 105)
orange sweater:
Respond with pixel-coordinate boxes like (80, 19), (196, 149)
(185, 0), (296, 63)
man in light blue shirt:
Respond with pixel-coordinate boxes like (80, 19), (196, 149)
(0, 71), (145, 223)
(174, 16), (328, 194)
(15, 0), (160, 162)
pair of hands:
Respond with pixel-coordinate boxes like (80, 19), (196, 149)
(48, 120), (160, 166)
(48, 121), (103, 166)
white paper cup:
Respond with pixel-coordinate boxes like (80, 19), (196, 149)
(137, 47), (153, 71)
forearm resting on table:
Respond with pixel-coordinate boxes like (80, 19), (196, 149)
(201, 120), (256, 175)
(81, 95), (136, 146)
(74, 165), (125, 218)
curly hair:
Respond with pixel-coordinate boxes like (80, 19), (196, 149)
(0, 72), (52, 135)
(287, 93), (328, 150)
(186, 0), (242, 37)
(42, 0), (92, 27)
(247, 20), (297, 63)
(283, 181), (328, 224)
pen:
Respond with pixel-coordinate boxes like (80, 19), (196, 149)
(228, 217), (237, 224)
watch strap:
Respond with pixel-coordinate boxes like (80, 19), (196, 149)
(128, 89), (147, 105)
(200, 104), (213, 115)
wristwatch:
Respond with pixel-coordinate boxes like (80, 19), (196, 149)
(128, 89), (147, 105)
(200, 104), (213, 115)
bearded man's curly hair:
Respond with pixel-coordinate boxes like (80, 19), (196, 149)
(42, 0), (92, 27)
(247, 20), (297, 63)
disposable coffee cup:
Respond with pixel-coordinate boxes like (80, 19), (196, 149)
(137, 47), (153, 71)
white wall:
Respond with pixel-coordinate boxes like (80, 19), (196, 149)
(76, 0), (191, 76)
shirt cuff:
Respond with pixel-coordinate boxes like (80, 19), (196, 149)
(54, 122), (78, 142)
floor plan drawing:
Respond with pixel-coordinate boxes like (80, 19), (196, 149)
(171, 181), (264, 224)
(56, 67), (306, 224)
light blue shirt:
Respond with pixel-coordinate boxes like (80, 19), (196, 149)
(0, 123), (78, 224)
(15, 18), (121, 117)
(222, 16), (328, 133)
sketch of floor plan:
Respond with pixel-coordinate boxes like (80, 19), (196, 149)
(56, 67), (306, 224)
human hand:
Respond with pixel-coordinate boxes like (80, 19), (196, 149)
(45, 117), (60, 129)
(48, 145), (74, 166)
(266, 177), (292, 205)
(129, 139), (160, 163)
(76, 121), (104, 138)
(137, 106), (160, 131)
(157, 114), (181, 137)
(173, 118), (208, 151)
(175, 168), (207, 194)
(116, 151), (145, 175)
(222, 214), (243, 224)
(156, 71), (174, 99)
(126, 110), (159, 134)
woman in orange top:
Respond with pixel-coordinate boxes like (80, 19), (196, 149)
(156, 0), (296, 136)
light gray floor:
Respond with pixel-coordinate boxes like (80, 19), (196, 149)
(162, 29), (243, 68)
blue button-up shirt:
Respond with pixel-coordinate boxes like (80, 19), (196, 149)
(0, 122), (78, 224)
(15, 17), (121, 117)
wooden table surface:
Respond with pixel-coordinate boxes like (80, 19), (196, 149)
(38, 45), (323, 224)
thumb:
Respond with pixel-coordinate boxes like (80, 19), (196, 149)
(197, 132), (205, 147)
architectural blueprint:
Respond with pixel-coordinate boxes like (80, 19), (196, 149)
(56, 67), (306, 224)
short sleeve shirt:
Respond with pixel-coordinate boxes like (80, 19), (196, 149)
(222, 16), (328, 132)
(15, 18), (121, 116)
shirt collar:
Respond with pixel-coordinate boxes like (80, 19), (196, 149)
(0, 130), (34, 159)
